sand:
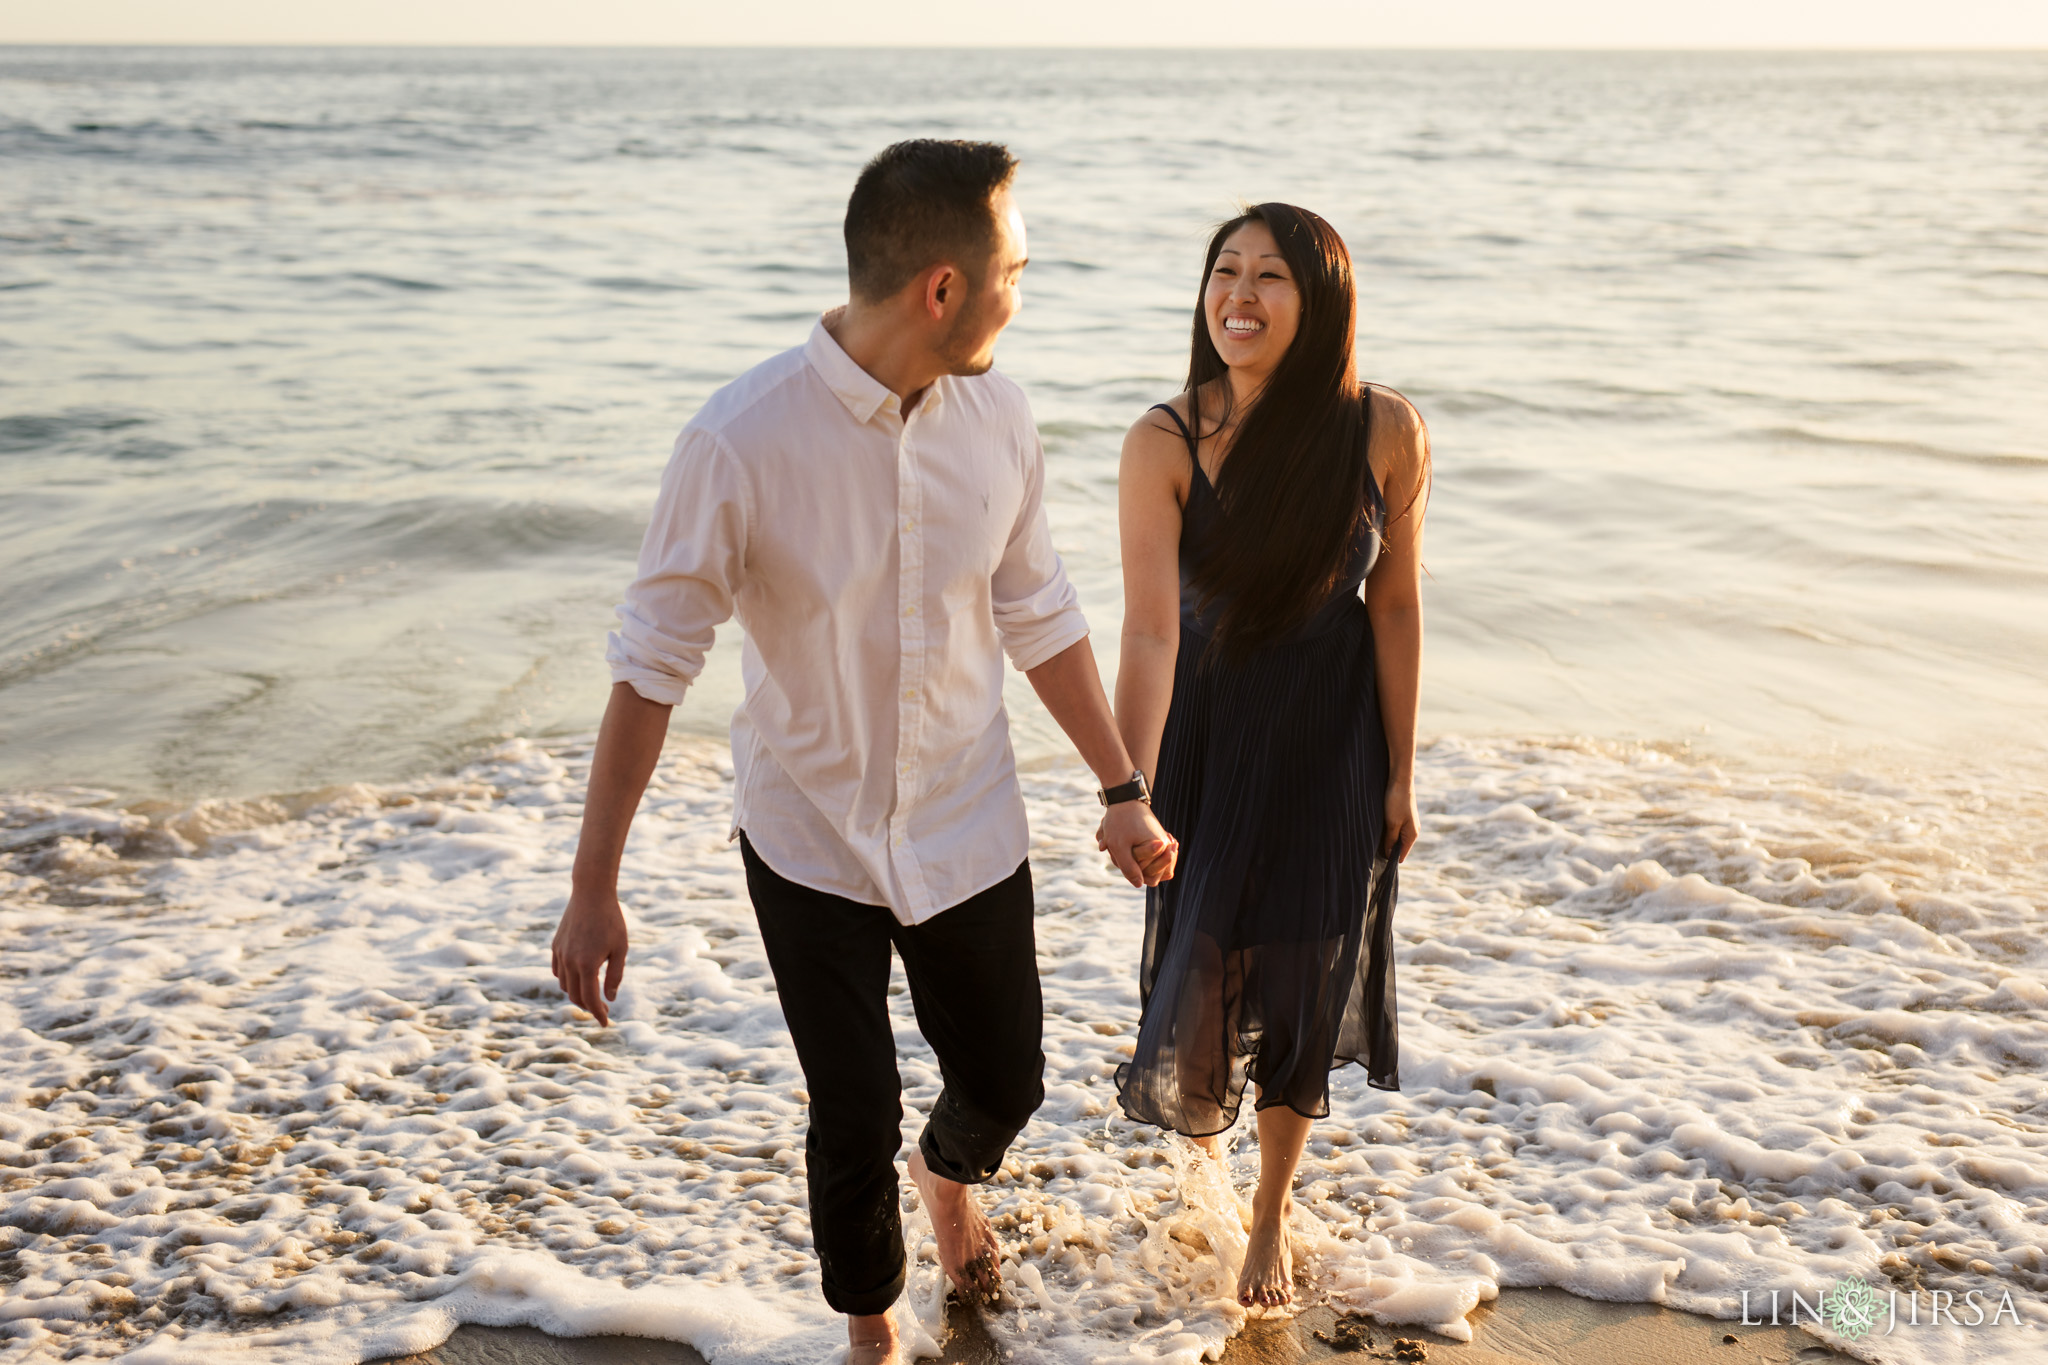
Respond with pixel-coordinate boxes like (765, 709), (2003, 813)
(372, 1290), (1858, 1365)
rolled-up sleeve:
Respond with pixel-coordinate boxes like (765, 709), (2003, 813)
(990, 423), (1089, 672)
(606, 427), (752, 706)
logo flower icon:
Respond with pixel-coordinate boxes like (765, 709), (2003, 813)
(1824, 1277), (1885, 1340)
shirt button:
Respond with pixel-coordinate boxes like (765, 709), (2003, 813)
(902, 688), (918, 701)
(903, 605), (916, 618)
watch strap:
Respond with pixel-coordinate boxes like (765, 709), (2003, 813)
(1098, 770), (1151, 806)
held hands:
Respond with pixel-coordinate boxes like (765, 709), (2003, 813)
(551, 886), (630, 1027)
(1095, 800), (1178, 887)
(1382, 776), (1420, 863)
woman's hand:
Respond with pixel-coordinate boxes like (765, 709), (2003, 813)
(1382, 777), (1419, 863)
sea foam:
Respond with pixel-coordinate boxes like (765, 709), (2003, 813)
(2, 738), (2045, 1363)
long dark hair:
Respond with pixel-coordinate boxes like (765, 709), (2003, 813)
(1184, 203), (1369, 656)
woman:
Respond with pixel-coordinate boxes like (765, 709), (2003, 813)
(1108, 203), (1427, 1309)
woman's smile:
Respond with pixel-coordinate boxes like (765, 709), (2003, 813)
(1203, 220), (1300, 374)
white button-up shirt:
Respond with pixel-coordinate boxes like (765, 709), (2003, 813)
(606, 317), (1089, 925)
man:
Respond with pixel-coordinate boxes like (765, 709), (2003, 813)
(550, 139), (1175, 1365)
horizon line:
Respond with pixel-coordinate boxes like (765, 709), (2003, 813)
(4, 41), (2046, 52)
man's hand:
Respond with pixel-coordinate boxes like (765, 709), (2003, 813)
(1022, 639), (1177, 885)
(551, 887), (630, 1026)
(1095, 812), (1176, 885)
(552, 682), (669, 1027)
(1382, 777), (1419, 863)
(1098, 801), (1177, 887)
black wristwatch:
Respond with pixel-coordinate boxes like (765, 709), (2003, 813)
(1098, 769), (1152, 807)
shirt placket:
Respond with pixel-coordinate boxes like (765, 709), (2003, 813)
(890, 403), (934, 919)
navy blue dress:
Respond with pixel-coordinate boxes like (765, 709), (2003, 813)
(1115, 394), (1401, 1138)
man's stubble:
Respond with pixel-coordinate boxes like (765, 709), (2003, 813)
(936, 279), (1000, 378)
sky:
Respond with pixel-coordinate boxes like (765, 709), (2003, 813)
(6, 0), (2047, 48)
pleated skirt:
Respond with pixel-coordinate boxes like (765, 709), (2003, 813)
(1114, 595), (1400, 1137)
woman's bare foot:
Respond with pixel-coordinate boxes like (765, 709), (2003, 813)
(1236, 1212), (1293, 1309)
(1238, 1103), (1311, 1308)
(845, 1312), (907, 1365)
(908, 1147), (1002, 1304)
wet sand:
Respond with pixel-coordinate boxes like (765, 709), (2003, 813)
(372, 1289), (1859, 1365)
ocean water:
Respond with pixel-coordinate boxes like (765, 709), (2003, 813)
(3, 45), (2048, 1365)
(5, 47), (2047, 792)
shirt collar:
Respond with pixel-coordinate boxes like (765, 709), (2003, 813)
(805, 311), (946, 426)
(806, 312), (897, 425)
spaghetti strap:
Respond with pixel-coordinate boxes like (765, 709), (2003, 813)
(1360, 386), (1387, 527)
(1149, 402), (1200, 470)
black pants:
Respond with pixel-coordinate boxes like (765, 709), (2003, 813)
(740, 833), (1045, 1316)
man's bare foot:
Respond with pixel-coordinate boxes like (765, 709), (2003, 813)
(1236, 1212), (1293, 1309)
(845, 1312), (907, 1365)
(908, 1147), (1001, 1304)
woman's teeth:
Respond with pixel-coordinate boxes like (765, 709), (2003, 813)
(1224, 317), (1263, 337)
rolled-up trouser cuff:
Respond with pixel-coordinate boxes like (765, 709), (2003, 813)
(823, 1250), (907, 1317)
(918, 1080), (1042, 1186)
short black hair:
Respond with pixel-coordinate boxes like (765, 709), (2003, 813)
(843, 139), (1018, 303)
